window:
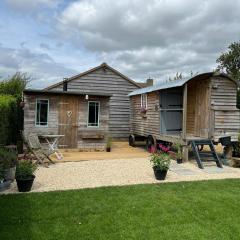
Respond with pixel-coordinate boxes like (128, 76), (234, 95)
(88, 101), (100, 127)
(141, 94), (147, 108)
(35, 99), (49, 126)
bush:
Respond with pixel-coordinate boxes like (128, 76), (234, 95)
(15, 160), (37, 180)
(106, 136), (112, 148)
(0, 148), (17, 169)
(0, 72), (28, 145)
(0, 95), (17, 145)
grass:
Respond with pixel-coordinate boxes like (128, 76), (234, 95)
(1, 179), (240, 239)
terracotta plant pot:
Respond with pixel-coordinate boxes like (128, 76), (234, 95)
(177, 158), (183, 164)
(16, 175), (35, 192)
(153, 167), (168, 180)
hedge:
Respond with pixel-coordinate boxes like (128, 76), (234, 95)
(0, 95), (17, 145)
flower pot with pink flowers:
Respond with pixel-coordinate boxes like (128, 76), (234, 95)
(150, 143), (171, 180)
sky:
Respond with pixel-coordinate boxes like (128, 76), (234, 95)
(0, 0), (240, 88)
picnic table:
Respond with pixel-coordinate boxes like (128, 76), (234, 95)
(39, 135), (64, 160)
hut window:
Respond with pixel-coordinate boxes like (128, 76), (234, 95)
(88, 101), (100, 127)
(35, 99), (49, 126)
(141, 94), (147, 108)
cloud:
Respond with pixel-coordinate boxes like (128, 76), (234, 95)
(5, 0), (60, 12)
(56, 0), (240, 82)
(0, 45), (77, 88)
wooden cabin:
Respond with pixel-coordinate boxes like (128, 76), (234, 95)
(23, 63), (149, 150)
(129, 72), (240, 160)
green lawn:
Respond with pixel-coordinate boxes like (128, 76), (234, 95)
(1, 180), (240, 239)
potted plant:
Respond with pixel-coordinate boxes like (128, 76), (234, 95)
(175, 143), (183, 164)
(106, 136), (112, 152)
(15, 160), (37, 192)
(150, 152), (170, 180)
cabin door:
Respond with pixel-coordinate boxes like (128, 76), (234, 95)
(194, 79), (210, 138)
(58, 96), (79, 148)
(160, 89), (183, 135)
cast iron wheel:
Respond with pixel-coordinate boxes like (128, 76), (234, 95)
(146, 135), (157, 152)
(129, 134), (136, 147)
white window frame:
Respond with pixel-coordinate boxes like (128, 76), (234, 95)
(141, 93), (148, 108)
(87, 101), (100, 127)
(35, 99), (49, 127)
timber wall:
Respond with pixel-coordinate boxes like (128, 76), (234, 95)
(48, 68), (140, 138)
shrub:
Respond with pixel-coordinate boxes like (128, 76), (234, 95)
(0, 73), (29, 145)
(150, 153), (171, 171)
(106, 136), (112, 148)
(0, 95), (17, 145)
(15, 160), (37, 180)
(0, 148), (17, 169)
(175, 143), (183, 159)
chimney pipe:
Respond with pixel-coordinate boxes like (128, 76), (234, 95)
(63, 78), (68, 91)
(146, 78), (154, 86)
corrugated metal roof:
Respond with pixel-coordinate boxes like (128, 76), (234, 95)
(128, 72), (237, 96)
(128, 78), (188, 96)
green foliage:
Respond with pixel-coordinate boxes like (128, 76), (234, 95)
(0, 95), (17, 145)
(150, 153), (170, 170)
(217, 41), (240, 81)
(106, 136), (112, 148)
(15, 160), (37, 180)
(0, 72), (29, 144)
(0, 148), (17, 169)
(175, 143), (183, 159)
(0, 72), (29, 100)
(216, 41), (240, 108)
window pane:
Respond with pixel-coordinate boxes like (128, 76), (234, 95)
(88, 102), (99, 126)
(36, 100), (48, 126)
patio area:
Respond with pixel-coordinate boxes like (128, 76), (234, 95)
(2, 156), (240, 194)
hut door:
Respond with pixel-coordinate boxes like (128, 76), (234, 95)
(160, 89), (183, 135)
(58, 96), (79, 148)
(194, 80), (210, 138)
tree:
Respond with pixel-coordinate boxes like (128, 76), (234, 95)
(217, 41), (240, 81)
(217, 41), (240, 108)
(0, 72), (30, 145)
(168, 72), (183, 81)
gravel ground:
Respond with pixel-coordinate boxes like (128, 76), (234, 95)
(2, 158), (240, 194)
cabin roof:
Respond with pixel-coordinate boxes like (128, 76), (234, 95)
(44, 62), (143, 90)
(24, 89), (112, 97)
(129, 72), (237, 96)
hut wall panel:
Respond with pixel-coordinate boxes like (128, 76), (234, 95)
(130, 92), (160, 138)
(24, 94), (110, 149)
(211, 77), (240, 141)
(49, 68), (140, 138)
(24, 95), (59, 136)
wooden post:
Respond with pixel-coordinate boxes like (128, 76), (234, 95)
(182, 84), (189, 162)
(182, 84), (188, 140)
(182, 145), (189, 162)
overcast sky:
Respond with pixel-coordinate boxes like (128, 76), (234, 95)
(0, 0), (239, 88)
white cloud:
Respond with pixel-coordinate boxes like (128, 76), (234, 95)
(55, 0), (240, 82)
(0, 45), (77, 88)
(5, 0), (60, 11)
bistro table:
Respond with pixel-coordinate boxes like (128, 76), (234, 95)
(39, 135), (64, 160)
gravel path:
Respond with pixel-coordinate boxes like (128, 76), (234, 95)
(2, 158), (240, 194)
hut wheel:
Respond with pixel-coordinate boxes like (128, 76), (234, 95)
(129, 134), (136, 147)
(146, 135), (157, 152)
